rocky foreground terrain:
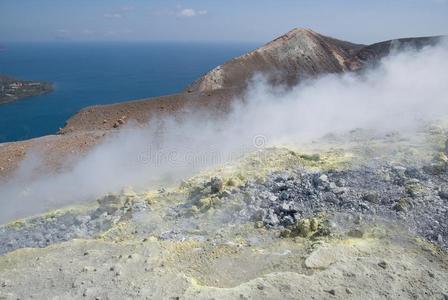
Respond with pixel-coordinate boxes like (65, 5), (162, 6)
(0, 28), (447, 299)
(1, 126), (448, 299)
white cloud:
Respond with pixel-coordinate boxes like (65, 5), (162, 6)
(178, 8), (207, 18)
(180, 8), (196, 17)
(104, 13), (124, 19)
(103, 6), (134, 20)
(121, 6), (134, 12)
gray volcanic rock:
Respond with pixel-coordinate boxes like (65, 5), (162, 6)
(242, 162), (448, 250)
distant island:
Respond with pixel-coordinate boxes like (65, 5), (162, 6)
(0, 75), (53, 104)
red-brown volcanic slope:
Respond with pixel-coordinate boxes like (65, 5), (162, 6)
(0, 29), (441, 179)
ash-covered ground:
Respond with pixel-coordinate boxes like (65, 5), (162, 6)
(1, 127), (448, 299)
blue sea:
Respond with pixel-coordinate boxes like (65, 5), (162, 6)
(0, 42), (258, 143)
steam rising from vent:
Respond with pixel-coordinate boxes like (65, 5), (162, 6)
(1, 39), (448, 223)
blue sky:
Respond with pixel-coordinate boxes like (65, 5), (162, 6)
(0, 0), (447, 44)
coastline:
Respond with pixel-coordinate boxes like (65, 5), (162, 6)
(0, 75), (53, 105)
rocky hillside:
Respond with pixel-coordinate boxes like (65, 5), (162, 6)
(188, 29), (442, 94)
(60, 29), (441, 135)
(186, 28), (363, 93)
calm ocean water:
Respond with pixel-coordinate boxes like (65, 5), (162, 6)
(0, 42), (257, 143)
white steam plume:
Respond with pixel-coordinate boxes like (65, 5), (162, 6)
(1, 39), (447, 223)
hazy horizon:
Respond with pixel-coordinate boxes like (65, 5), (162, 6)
(1, 0), (447, 45)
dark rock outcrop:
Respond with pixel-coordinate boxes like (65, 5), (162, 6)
(348, 36), (442, 69)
